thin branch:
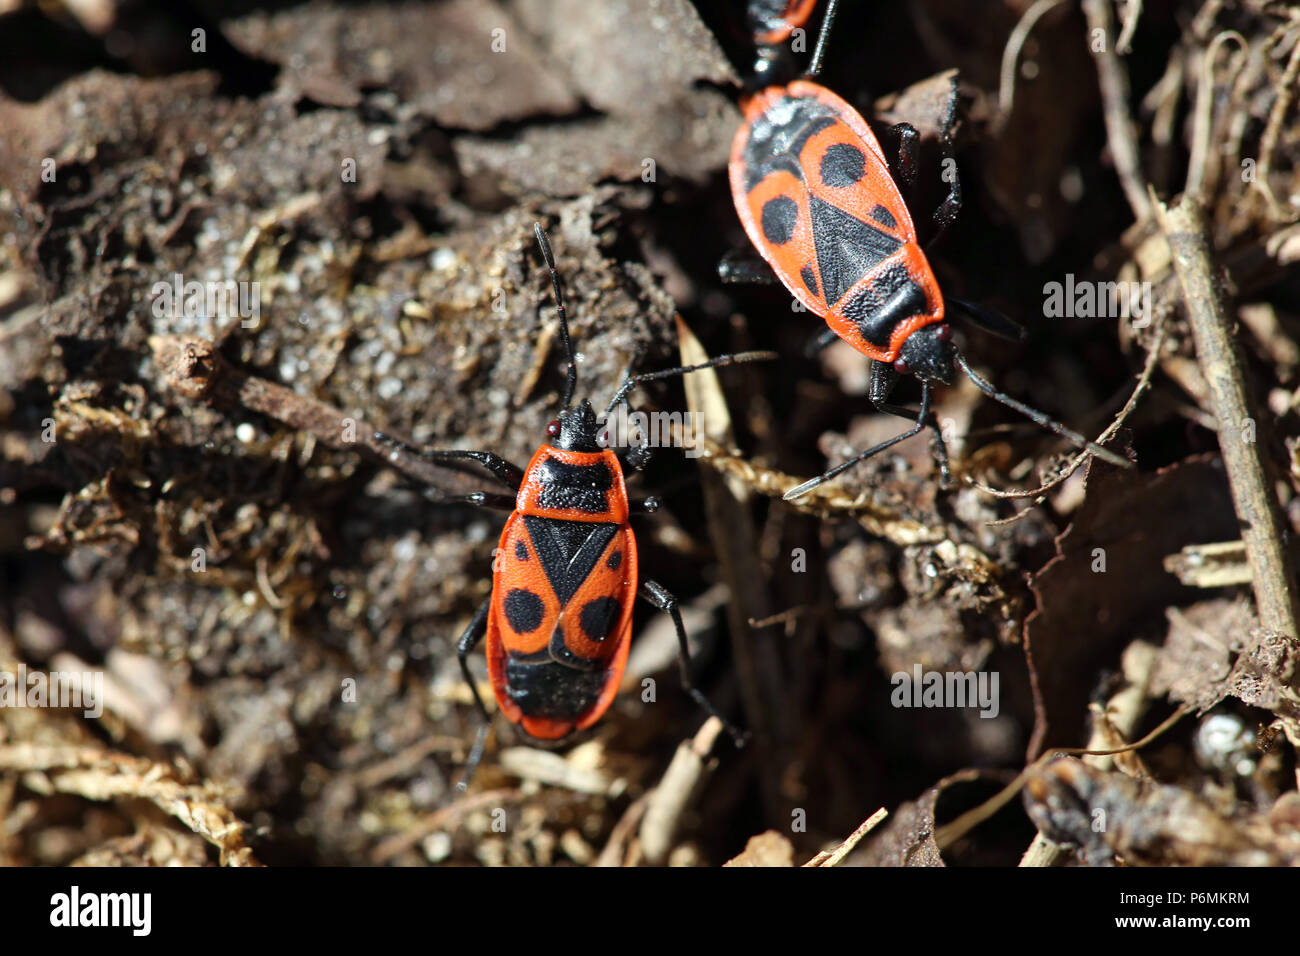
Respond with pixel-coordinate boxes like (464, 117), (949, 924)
(995, 0), (1069, 132)
(1253, 22), (1300, 219)
(1186, 30), (1247, 201)
(969, 308), (1167, 521)
(1154, 193), (1299, 644)
(638, 717), (725, 865)
(803, 807), (888, 866)
(1116, 0), (1143, 55)
(1082, 0), (1152, 221)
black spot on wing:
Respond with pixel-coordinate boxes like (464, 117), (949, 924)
(800, 264), (819, 297)
(579, 597), (621, 643)
(810, 195), (903, 306)
(819, 142), (866, 187)
(607, 550), (622, 570)
(503, 588), (545, 634)
(523, 516), (620, 605)
(515, 541), (528, 561)
(761, 196), (799, 245)
(870, 204), (897, 229)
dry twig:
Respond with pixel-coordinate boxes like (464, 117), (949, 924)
(1153, 195), (1299, 644)
(0, 743), (260, 866)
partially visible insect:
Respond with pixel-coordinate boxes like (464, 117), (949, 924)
(723, 0), (1130, 499)
(375, 224), (772, 785)
(747, 0), (821, 79)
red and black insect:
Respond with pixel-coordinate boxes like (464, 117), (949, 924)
(375, 224), (768, 784)
(723, 0), (1130, 499)
(747, 0), (820, 76)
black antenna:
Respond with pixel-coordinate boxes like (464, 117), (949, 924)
(947, 298), (1028, 342)
(534, 222), (578, 410)
(954, 352), (1131, 468)
(806, 0), (843, 78)
(601, 351), (778, 421)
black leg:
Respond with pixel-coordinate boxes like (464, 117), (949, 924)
(784, 382), (936, 500)
(373, 431), (525, 491)
(630, 495), (661, 515)
(874, 399), (952, 488)
(456, 596), (493, 791)
(929, 82), (962, 248)
(929, 132), (962, 249)
(866, 361), (951, 487)
(804, 326), (841, 358)
(638, 579), (748, 747)
(889, 81), (962, 251)
(718, 248), (777, 285)
(625, 445), (653, 470)
(890, 122), (920, 199)
(867, 358), (900, 406)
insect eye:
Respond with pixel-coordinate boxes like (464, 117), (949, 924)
(893, 358), (910, 375)
(935, 324), (952, 342)
(546, 419), (561, 437)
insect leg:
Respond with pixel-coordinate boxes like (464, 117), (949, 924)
(873, 399), (952, 487)
(784, 382), (935, 500)
(718, 248), (777, 285)
(804, 326), (842, 357)
(929, 82), (963, 248)
(455, 595), (494, 791)
(372, 433), (525, 491)
(889, 122), (920, 199)
(638, 579), (748, 747)
(866, 362), (951, 486)
(629, 496), (662, 515)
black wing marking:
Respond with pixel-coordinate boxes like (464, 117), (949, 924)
(810, 195), (903, 306)
(523, 516), (619, 606)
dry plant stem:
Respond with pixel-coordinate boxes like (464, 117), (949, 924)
(1115, 0), (1143, 55)
(972, 310), (1167, 512)
(1254, 21), (1300, 219)
(996, 0), (1069, 131)
(1019, 834), (1062, 866)
(1155, 196), (1300, 644)
(1082, 0), (1152, 222)
(1186, 31), (1246, 200)
(936, 706), (1190, 851)
(153, 336), (363, 447)
(803, 807), (888, 866)
(595, 793), (651, 867)
(639, 717), (725, 865)
(694, 438), (946, 546)
(370, 787), (519, 862)
(0, 743), (260, 866)
(150, 335), (463, 488)
(1020, 640), (1157, 866)
(677, 318), (785, 821)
